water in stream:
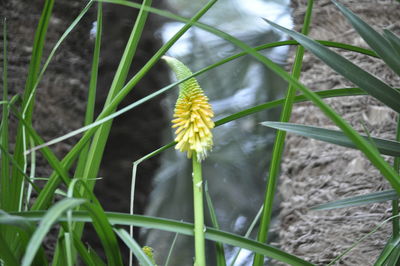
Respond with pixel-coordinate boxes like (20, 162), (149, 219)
(143, 0), (292, 264)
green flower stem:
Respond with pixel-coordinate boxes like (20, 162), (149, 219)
(192, 153), (206, 266)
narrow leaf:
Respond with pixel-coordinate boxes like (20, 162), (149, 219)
(15, 211), (313, 266)
(114, 228), (155, 266)
(82, 203), (123, 265)
(263, 18), (400, 113)
(205, 182), (226, 266)
(261, 122), (400, 157)
(383, 29), (400, 58)
(375, 236), (400, 265)
(0, 233), (19, 266)
(1, 18), (10, 211)
(21, 198), (86, 266)
(332, 0), (400, 76)
(310, 190), (397, 210)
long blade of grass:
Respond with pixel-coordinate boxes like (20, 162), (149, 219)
(21, 198), (86, 266)
(67, 178), (123, 265)
(390, 104), (400, 242)
(14, 211), (313, 266)
(0, 210), (48, 264)
(74, 2), (102, 180)
(328, 215), (400, 265)
(331, 0), (400, 76)
(204, 182), (226, 266)
(382, 30), (400, 58)
(10, 0), (54, 213)
(230, 205), (263, 266)
(263, 18), (400, 114)
(1, 18), (10, 211)
(10, 106), (72, 186)
(52, 4), (103, 265)
(374, 236), (400, 265)
(254, 2), (314, 264)
(114, 228), (155, 266)
(261, 122), (400, 157)
(311, 189), (398, 210)
(72, 237), (97, 266)
(87, 246), (107, 266)
(71, 1), (155, 262)
(82, 203), (123, 265)
(0, 143), (41, 192)
(255, 21), (400, 195)
(0, 233), (18, 265)
(383, 242), (400, 265)
(165, 233), (179, 266)
(23, 1), (94, 115)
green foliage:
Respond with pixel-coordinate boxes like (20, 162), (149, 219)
(0, 0), (399, 265)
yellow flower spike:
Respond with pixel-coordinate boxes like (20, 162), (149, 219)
(163, 56), (214, 161)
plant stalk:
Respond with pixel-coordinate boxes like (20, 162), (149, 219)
(192, 153), (206, 266)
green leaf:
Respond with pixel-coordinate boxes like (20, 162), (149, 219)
(261, 122), (400, 157)
(375, 236), (400, 265)
(10, 0), (54, 213)
(382, 30), (400, 58)
(0, 233), (18, 265)
(114, 228), (155, 266)
(21, 198), (86, 266)
(87, 246), (107, 266)
(82, 203), (123, 265)
(310, 189), (397, 210)
(0, 210), (48, 265)
(332, 0), (400, 76)
(1, 18), (10, 211)
(164, 233), (179, 266)
(327, 215), (400, 265)
(263, 18), (400, 114)
(15, 211), (313, 266)
(205, 182), (226, 266)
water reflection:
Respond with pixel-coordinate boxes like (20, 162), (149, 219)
(144, 0), (291, 265)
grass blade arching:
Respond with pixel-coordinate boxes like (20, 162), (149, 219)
(10, 0), (54, 212)
(374, 236), (400, 265)
(15, 211), (313, 266)
(263, 18), (400, 114)
(1, 18), (10, 211)
(21, 198), (86, 266)
(310, 189), (398, 210)
(114, 228), (155, 266)
(332, 0), (400, 76)
(205, 182), (226, 266)
(0, 233), (19, 265)
(261, 122), (400, 157)
(81, 203), (124, 265)
(383, 30), (400, 58)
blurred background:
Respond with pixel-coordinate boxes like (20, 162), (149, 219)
(1, 0), (291, 264)
(141, 0), (291, 265)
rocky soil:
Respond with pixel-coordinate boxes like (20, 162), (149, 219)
(275, 0), (400, 265)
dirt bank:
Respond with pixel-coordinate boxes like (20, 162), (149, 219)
(276, 0), (400, 265)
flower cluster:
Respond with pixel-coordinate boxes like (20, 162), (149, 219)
(163, 56), (214, 161)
